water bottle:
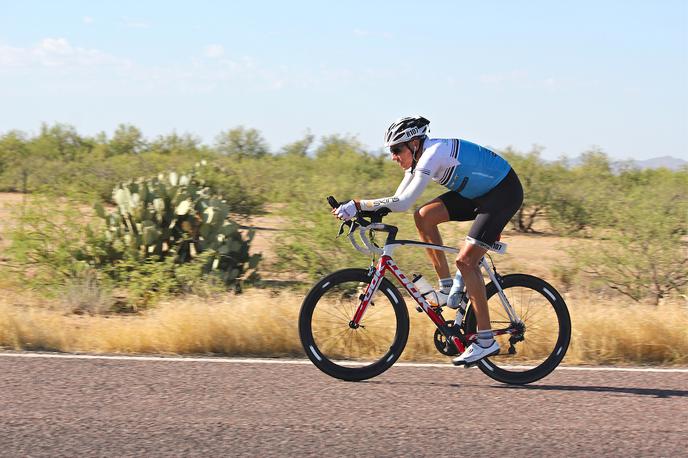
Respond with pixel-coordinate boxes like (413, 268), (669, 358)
(412, 274), (439, 311)
(447, 270), (467, 312)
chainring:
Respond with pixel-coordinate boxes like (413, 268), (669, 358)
(433, 320), (462, 356)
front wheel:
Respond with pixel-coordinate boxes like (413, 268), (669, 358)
(464, 274), (571, 384)
(299, 268), (409, 381)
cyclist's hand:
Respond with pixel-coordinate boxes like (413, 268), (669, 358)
(333, 200), (357, 221)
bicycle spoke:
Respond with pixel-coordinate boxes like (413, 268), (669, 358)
(318, 305), (351, 323)
(480, 282), (563, 365)
(313, 326), (351, 345)
(311, 280), (398, 362)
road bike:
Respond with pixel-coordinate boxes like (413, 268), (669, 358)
(298, 197), (571, 385)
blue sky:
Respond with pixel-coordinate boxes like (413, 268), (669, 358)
(1, 1), (686, 160)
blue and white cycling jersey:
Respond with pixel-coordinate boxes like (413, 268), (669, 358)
(419, 138), (511, 199)
(359, 137), (512, 212)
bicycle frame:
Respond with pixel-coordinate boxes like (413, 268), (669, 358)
(347, 226), (522, 354)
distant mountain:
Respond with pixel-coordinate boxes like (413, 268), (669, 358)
(629, 156), (687, 171)
(562, 155), (687, 172)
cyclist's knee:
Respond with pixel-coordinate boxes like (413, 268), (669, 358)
(414, 207), (430, 229)
(456, 247), (484, 270)
(456, 255), (478, 271)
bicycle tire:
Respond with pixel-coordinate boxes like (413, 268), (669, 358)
(464, 274), (571, 385)
(299, 268), (409, 381)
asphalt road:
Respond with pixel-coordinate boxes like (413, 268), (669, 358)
(0, 353), (686, 457)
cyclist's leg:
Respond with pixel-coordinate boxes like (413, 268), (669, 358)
(456, 243), (490, 329)
(453, 169), (524, 363)
(414, 192), (477, 280)
(413, 198), (451, 279)
(461, 169), (524, 325)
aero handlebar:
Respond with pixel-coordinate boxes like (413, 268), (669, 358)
(327, 196), (397, 255)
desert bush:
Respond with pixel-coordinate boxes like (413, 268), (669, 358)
(546, 150), (620, 235)
(571, 171), (688, 304)
(7, 165), (261, 310)
(274, 136), (401, 278)
(274, 135), (447, 280)
(196, 158), (270, 217)
(100, 168), (260, 285)
(7, 194), (101, 287)
(501, 147), (562, 233)
(215, 126), (269, 159)
(0, 124), (213, 200)
(106, 124), (147, 156)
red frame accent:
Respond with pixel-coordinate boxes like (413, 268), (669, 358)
(349, 255), (518, 355)
(351, 256), (467, 352)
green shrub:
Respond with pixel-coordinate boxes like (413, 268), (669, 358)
(273, 135), (444, 280)
(100, 168), (261, 288)
(7, 165), (261, 310)
(571, 171), (688, 304)
(7, 195), (96, 288)
(193, 160), (268, 217)
(501, 147), (560, 233)
(545, 150), (619, 235)
(215, 126), (269, 159)
(100, 251), (226, 310)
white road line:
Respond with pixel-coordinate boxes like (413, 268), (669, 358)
(1, 352), (687, 373)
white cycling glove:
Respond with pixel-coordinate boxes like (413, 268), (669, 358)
(335, 200), (358, 221)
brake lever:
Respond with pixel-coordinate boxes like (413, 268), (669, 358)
(336, 221), (348, 238)
(347, 220), (360, 235)
(336, 220), (360, 238)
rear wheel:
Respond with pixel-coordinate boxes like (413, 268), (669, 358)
(464, 274), (571, 384)
(299, 268), (409, 381)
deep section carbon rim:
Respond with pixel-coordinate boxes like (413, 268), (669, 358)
(465, 274), (571, 384)
(299, 269), (409, 381)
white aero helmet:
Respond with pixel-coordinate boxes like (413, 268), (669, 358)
(384, 116), (430, 147)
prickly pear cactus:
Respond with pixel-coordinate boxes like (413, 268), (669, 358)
(95, 165), (261, 288)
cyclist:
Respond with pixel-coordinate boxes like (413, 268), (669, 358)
(333, 116), (524, 365)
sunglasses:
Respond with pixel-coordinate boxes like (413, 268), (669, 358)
(390, 145), (405, 155)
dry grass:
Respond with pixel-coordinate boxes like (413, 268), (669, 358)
(1, 192), (686, 365)
(564, 297), (688, 365)
(404, 299), (688, 366)
(1, 290), (686, 366)
(0, 290), (303, 357)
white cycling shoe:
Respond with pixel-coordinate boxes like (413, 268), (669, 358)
(452, 341), (500, 366)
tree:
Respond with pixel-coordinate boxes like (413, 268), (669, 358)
(149, 132), (202, 155)
(279, 132), (314, 157)
(0, 130), (31, 192)
(573, 171), (688, 304)
(108, 124), (147, 156)
(501, 147), (560, 233)
(545, 149), (618, 235)
(31, 123), (92, 162)
(215, 126), (269, 159)
(577, 148), (613, 178)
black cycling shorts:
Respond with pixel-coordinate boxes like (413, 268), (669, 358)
(437, 168), (523, 247)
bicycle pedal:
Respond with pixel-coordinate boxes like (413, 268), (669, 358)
(456, 349), (500, 368)
(451, 359), (477, 368)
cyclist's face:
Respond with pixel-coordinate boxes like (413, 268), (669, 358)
(390, 143), (413, 169)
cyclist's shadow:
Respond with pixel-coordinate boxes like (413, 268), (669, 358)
(493, 384), (688, 399)
(363, 380), (688, 398)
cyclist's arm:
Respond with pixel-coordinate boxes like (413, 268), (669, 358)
(358, 171), (431, 212)
(393, 169), (414, 195)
